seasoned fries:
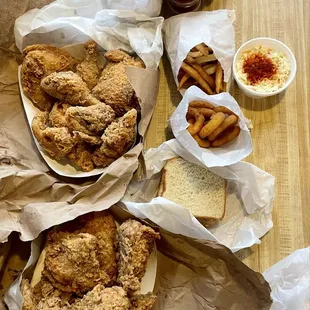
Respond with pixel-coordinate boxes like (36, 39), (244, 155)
(178, 43), (226, 94)
(186, 101), (240, 148)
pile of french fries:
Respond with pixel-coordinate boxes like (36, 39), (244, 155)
(178, 43), (226, 94)
(186, 100), (240, 148)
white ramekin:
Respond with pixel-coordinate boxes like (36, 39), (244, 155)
(232, 37), (296, 99)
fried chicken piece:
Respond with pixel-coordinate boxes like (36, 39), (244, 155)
(78, 211), (118, 286)
(117, 220), (160, 294)
(130, 294), (157, 310)
(70, 285), (130, 310)
(92, 50), (144, 116)
(49, 102), (71, 128)
(44, 232), (109, 294)
(65, 104), (115, 135)
(32, 112), (77, 160)
(43, 211), (117, 294)
(21, 44), (77, 112)
(76, 40), (100, 90)
(21, 278), (71, 310)
(73, 131), (102, 145)
(67, 143), (94, 172)
(92, 109), (137, 167)
(21, 279), (37, 310)
(41, 71), (101, 107)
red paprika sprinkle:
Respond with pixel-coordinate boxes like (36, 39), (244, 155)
(242, 53), (277, 85)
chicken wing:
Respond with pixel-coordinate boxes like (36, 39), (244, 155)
(70, 285), (130, 310)
(49, 102), (71, 128)
(21, 44), (77, 111)
(41, 71), (101, 107)
(117, 220), (160, 293)
(92, 109), (137, 167)
(76, 40), (100, 90)
(65, 103), (115, 135)
(32, 112), (77, 160)
(92, 50), (144, 116)
(130, 294), (157, 310)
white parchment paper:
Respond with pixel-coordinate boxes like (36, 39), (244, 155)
(122, 139), (274, 252)
(263, 247), (310, 310)
(163, 10), (235, 87)
(14, 5), (164, 69)
(170, 86), (252, 167)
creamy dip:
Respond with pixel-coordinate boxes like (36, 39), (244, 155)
(236, 45), (290, 93)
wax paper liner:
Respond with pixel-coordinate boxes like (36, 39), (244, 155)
(122, 139), (274, 252)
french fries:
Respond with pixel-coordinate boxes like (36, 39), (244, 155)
(186, 101), (240, 148)
(178, 43), (226, 94)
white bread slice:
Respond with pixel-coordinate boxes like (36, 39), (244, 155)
(158, 157), (226, 227)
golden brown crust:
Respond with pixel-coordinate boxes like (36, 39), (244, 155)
(67, 143), (94, 172)
(92, 50), (144, 116)
(21, 44), (77, 111)
(49, 102), (71, 128)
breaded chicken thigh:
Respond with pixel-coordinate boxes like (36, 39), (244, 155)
(92, 109), (137, 167)
(92, 50), (144, 116)
(130, 294), (157, 310)
(76, 40), (100, 90)
(21, 44), (77, 111)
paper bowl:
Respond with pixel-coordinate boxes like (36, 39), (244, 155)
(233, 37), (296, 99)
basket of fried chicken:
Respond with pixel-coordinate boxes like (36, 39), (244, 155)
(19, 40), (150, 175)
(20, 210), (160, 310)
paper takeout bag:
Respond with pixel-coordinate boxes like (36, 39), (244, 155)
(162, 10), (235, 91)
(0, 8), (162, 242)
(121, 139), (274, 252)
(170, 86), (253, 167)
(4, 206), (272, 310)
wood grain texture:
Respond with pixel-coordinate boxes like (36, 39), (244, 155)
(145, 0), (310, 272)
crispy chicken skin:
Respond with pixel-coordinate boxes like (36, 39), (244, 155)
(76, 40), (100, 90)
(43, 211), (117, 294)
(78, 211), (118, 285)
(73, 131), (102, 145)
(70, 285), (131, 310)
(92, 109), (137, 167)
(21, 278), (71, 310)
(32, 112), (77, 160)
(117, 220), (160, 293)
(43, 233), (104, 293)
(65, 104), (116, 135)
(92, 50), (144, 116)
(49, 102), (71, 128)
(21, 44), (77, 112)
(130, 294), (157, 310)
(41, 71), (101, 107)
(67, 143), (94, 172)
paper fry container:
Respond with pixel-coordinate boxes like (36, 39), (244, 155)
(163, 10), (235, 94)
(170, 86), (252, 167)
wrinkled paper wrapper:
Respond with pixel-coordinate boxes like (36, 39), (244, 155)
(15, 5), (164, 69)
(0, 8), (162, 242)
(170, 86), (253, 167)
(163, 9), (235, 89)
(263, 247), (310, 310)
(5, 206), (272, 310)
(122, 139), (274, 252)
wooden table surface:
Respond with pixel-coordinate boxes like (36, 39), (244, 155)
(146, 0), (310, 272)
